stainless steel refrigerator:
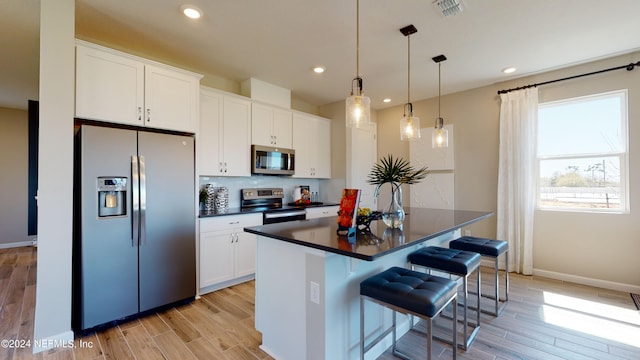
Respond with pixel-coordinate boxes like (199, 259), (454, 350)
(74, 124), (195, 331)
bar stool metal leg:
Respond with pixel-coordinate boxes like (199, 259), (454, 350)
(449, 237), (509, 317)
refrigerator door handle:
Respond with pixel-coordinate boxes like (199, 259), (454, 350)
(132, 155), (140, 247)
(139, 155), (147, 246)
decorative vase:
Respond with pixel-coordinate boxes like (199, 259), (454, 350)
(381, 182), (405, 228)
(203, 184), (215, 211)
(214, 186), (229, 213)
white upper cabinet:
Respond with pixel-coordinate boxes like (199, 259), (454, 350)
(292, 112), (331, 179)
(198, 87), (251, 177)
(75, 41), (201, 133)
(251, 102), (293, 148)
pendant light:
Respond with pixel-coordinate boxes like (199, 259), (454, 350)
(399, 25), (420, 141)
(345, 0), (370, 128)
(432, 54), (449, 148)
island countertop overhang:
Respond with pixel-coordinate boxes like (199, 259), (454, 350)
(244, 208), (494, 261)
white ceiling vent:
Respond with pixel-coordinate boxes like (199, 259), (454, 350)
(433, 0), (464, 17)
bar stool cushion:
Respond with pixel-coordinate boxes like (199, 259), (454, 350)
(408, 246), (481, 275)
(449, 236), (507, 257)
(360, 267), (457, 318)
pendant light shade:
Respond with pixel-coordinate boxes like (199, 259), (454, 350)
(432, 54), (449, 148)
(400, 25), (420, 141)
(346, 77), (371, 128)
(400, 103), (420, 141)
(432, 117), (448, 147)
(346, 0), (370, 128)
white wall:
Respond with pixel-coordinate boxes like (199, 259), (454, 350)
(375, 52), (640, 291)
(0, 107), (28, 247)
(33, 0), (75, 351)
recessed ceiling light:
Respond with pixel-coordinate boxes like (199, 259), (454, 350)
(313, 66), (326, 74)
(502, 67), (517, 74)
(383, 98), (391, 103)
(181, 5), (202, 19)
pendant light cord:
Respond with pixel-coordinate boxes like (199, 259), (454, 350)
(407, 34), (411, 105)
(356, 0), (360, 86)
(438, 62), (441, 118)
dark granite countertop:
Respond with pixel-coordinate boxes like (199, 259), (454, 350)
(199, 203), (340, 218)
(244, 208), (493, 261)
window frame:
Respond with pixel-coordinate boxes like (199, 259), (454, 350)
(536, 89), (629, 214)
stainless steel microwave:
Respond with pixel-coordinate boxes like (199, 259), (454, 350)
(251, 145), (295, 175)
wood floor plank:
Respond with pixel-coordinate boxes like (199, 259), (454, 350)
(73, 333), (103, 360)
(201, 291), (251, 321)
(120, 324), (165, 360)
(179, 304), (237, 352)
(152, 331), (196, 360)
(96, 325), (134, 360)
(138, 314), (170, 337)
(222, 344), (261, 360)
(185, 338), (228, 360)
(157, 308), (201, 343)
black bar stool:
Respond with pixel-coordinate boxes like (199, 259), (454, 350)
(408, 246), (481, 350)
(449, 236), (509, 316)
(360, 266), (458, 360)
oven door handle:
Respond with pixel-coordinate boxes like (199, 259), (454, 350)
(263, 210), (306, 220)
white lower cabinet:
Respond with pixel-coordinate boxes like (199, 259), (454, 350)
(305, 205), (339, 219)
(199, 213), (262, 293)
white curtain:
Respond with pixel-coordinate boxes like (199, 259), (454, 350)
(497, 88), (537, 275)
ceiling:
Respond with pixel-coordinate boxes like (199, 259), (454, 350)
(3, 0), (640, 111)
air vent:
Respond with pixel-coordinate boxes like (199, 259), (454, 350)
(433, 0), (464, 17)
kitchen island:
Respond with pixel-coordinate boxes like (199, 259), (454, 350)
(244, 208), (493, 360)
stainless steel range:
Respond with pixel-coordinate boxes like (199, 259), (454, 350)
(241, 188), (306, 224)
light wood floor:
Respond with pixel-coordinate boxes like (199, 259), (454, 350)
(1, 246), (639, 360)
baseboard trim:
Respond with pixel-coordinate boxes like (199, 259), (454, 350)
(0, 240), (37, 249)
(532, 268), (640, 294)
(32, 330), (75, 353)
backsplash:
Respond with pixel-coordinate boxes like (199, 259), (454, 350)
(198, 176), (343, 209)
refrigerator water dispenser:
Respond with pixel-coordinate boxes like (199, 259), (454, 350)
(97, 177), (127, 217)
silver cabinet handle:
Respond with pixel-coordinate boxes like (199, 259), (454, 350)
(138, 107), (142, 121)
(146, 108), (151, 122)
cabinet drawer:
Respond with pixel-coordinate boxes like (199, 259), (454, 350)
(305, 205), (339, 219)
(200, 213), (262, 233)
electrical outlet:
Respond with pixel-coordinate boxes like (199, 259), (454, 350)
(464, 229), (472, 236)
(310, 281), (320, 304)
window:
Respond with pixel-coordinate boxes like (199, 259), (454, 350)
(537, 90), (629, 213)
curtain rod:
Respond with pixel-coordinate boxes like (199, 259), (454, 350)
(497, 60), (640, 95)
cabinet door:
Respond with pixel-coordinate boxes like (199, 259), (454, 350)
(199, 231), (234, 288)
(234, 231), (257, 277)
(222, 96), (252, 176)
(272, 108), (293, 148)
(292, 113), (313, 178)
(305, 206), (339, 219)
(198, 89), (223, 176)
(75, 44), (144, 126)
(251, 103), (274, 146)
(314, 117), (331, 178)
(292, 113), (331, 178)
(145, 64), (199, 133)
